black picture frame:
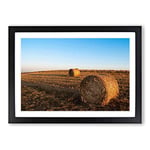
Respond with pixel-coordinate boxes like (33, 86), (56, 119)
(9, 26), (142, 123)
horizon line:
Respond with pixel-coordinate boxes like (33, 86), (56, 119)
(21, 69), (129, 73)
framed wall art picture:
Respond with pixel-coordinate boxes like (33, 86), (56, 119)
(9, 26), (142, 123)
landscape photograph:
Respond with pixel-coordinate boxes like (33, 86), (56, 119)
(21, 38), (130, 111)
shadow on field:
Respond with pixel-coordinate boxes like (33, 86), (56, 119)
(22, 81), (80, 100)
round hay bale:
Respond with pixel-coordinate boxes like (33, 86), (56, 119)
(69, 68), (80, 77)
(80, 75), (119, 105)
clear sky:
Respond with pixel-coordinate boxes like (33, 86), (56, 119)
(21, 38), (129, 72)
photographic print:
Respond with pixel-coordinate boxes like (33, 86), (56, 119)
(21, 38), (129, 111)
(9, 26), (142, 123)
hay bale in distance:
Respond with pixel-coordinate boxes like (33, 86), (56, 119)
(69, 68), (80, 77)
(80, 75), (119, 105)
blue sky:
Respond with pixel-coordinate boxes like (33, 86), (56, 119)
(21, 38), (129, 72)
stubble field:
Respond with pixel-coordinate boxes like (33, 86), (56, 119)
(21, 70), (129, 111)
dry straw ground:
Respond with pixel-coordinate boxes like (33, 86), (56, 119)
(21, 70), (129, 111)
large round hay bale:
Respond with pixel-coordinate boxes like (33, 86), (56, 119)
(80, 75), (119, 105)
(69, 68), (80, 77)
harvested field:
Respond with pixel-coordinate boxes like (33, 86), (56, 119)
(21, 70), (129, 111)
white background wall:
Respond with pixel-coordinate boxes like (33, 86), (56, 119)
(0, 0), (148, 150)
